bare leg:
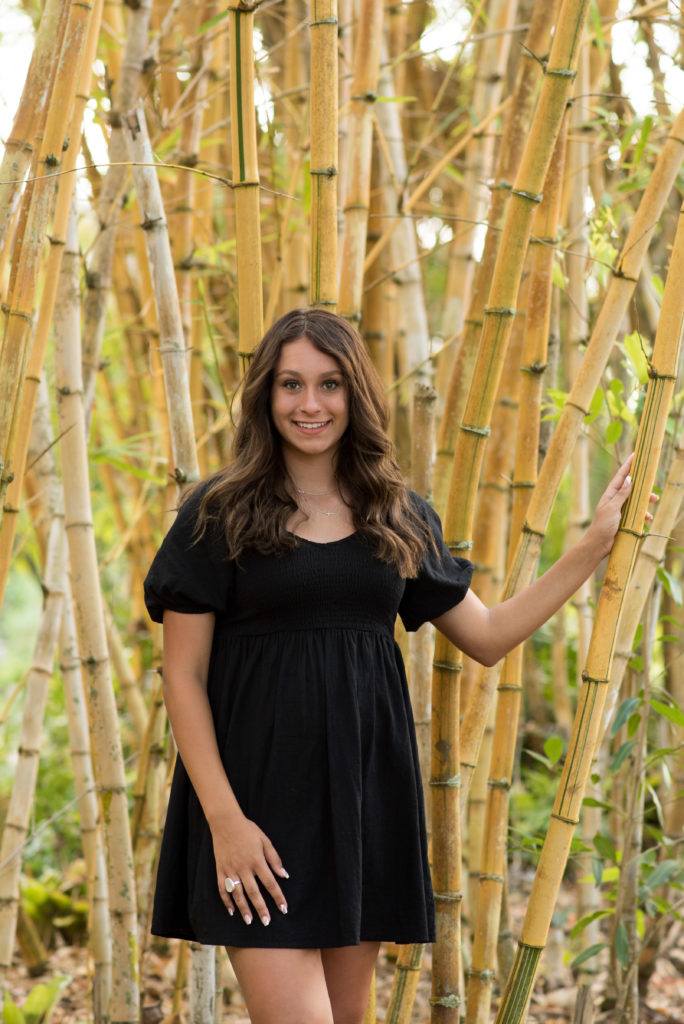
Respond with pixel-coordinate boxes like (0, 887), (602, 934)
(321, 942), (381, 1024)
(227, 947), (333, 1024)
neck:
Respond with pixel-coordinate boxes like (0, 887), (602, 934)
(282, 449), (338, 495)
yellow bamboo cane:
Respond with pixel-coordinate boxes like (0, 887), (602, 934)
(337, 0), (383, 319)
(309, 0), (338, 309)
(433, 0), (560, 515)
(55, 205), (140, 1024)
(466, 121), (567, 1024)
(494, 193), (684, 1024)
(229, 0), (264, 361)
(458, 103), (684, 801)
(0, 0), (92, 518)
(431, 5), (591, 1019)
(0, 0), (65, 269)
(0, 0), (104, 610)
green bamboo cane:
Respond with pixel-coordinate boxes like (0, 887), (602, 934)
(430, 5), (591, 1019)
(309, 0), (338, 309)
(459, 103), (684, 803)
(229, 0), (264, 362)
(494, 194), (684, 1024)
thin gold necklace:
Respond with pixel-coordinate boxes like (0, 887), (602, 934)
(294, 486), (337, 496)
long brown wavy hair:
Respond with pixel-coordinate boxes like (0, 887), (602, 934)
(194, 308), (430, 577)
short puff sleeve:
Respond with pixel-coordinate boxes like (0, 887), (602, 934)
(398, 493), (473, 632)
(144, 486), (232, 622)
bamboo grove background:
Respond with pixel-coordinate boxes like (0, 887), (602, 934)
(1, 1), (684, 1022)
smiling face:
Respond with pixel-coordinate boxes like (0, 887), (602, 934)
(271, 336), (349, 463)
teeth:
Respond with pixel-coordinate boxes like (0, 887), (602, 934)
(295, 422), (328, 430)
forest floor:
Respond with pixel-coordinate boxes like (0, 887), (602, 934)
(6, 876), (684, 1023)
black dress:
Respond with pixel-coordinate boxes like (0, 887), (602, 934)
(143, 488), (472, 948)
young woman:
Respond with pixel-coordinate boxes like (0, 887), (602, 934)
(144, 308), (642, 1024)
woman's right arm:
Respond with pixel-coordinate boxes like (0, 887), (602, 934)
(162, 610), (289, 926)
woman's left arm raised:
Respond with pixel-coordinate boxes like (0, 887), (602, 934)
(432, 456), (654, 667)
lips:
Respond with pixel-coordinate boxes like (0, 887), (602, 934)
(293, 420), (332, 431)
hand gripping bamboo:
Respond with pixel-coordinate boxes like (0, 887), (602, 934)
(458, 103), (684, 807)
(493, 195), (684, 1024)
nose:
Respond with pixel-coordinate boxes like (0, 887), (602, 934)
(299, 386), (322, 412)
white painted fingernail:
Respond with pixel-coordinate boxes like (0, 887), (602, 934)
(280, 868), (290, 879)
(280, 904), (288, 914)
(245, 914), (252, 925)
(626, 475), (632, 486)
(262, 915), (270, 926)
(228, 907), (234, 917)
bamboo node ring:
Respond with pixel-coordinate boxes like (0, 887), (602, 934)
(434, 892), (463, 903)
(449, 541), (473, 552)
(17, 746), (41, 756)
(618, 525), (646, 539)
(310, 17), (339, 25)
(460, 761), (477, 769)
(430, 659), (462, 675)
(520, 361), (548, 375)
(511, 480), (535, 489)
(519, 940), (545, 951)
(647, 367), (677, 381)
(497, 684), (523, 692)
(351, 92), (377, 103)
(484, 305), (516, 316)
(466, 967), (495, 983)
(460, 423), (491, 438)
(551, 811), (580, 826)
(231, 180), (261, 190)
(581, 670), (610, 685)
(430, 995), (462, 1008)
(545, 67), (577, 79)
(430, 773), (461, 788)
(310, 166), (338, 177)
(511, 188), (543, 204)
(141, 216), (166, 231)
(521, 522), (545, 538)
(498, 396), (519, 408)
(488, 777), (510, 790)
(479, 873), (504, 884)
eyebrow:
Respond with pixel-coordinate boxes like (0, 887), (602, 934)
(274, 368), (344, 378)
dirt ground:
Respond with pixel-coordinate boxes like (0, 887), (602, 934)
(7, 882), (684, 1023)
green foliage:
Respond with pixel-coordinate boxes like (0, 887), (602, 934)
(21, 867), (89, 947)
(2, 976), (70, 1024)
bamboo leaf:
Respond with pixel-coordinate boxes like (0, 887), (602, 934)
(615, 921), (629, 969)
(650, 699), (684, 727)
(639, 859), (682, 894)
(610, 740), (635, 773)
(2, 993), (24, 1024)
(624, 331), (651, 386)
(593, 832), (617, 862)
(611, 695), (641, 736)
(584, 388), (604, 424)
(582, 796), (613, 811)
(570, 942), (606, 970)
(605, 419), (622, 444)
(627, 712), (641, 738)
(656, 566), (683, 606)
(570, 908), (613, 939)
(23, 976), (70, 1024)
(543, 736), (564, 766)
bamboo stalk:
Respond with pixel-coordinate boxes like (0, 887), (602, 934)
(0, 507), (66, 983)
(431, 6), (591, 1018)
(132, 674), (166, 940)
(337, 0), (383, 320)
(433, 0), (560, 515)
(229, 0), (264, 359)
(82, 0), (153, 420)
(0, 0), (93, 518)
(459, 103), (684, 801)
(466, 121), (567, 1024)
(0, 0), (65, 267)
(0, 0), (104, 610)
(493, 192), (684, 1024)
(123, 103), (201, 488)
(309, 0), (338, 309)
(60, 589), (113, 1023)
(54, 205), (140, 1024)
